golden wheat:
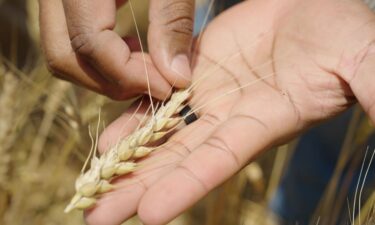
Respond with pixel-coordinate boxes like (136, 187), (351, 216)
(65, 88), (191, 212)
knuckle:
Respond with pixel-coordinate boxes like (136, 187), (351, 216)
(161, 1), (194, 36)
(45, 53), (68, 77)
(166, 16), (194, 37)
(70, 32), (96, 57)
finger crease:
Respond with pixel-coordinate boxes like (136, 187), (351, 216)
(232, 114), (269, 131)
(167, 140), (192, 158)
(135, 177), (148, 191)
(164, 16), (193, 27)
(204, 136), (241, 168)
(199, 113), (221, 128)
(177, 164), (208, 192)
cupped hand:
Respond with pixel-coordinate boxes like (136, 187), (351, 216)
(85, 0), (375, 224)
(39, 0), (194, 100)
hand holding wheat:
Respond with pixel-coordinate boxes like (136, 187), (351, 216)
(77, 0), (375, 225)
(39, 0), (194, 100)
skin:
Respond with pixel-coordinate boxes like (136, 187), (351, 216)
(39, 0), (195, 100)
(66, 0), (375, 224)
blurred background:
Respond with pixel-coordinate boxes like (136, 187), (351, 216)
(0, 0), (374, 224)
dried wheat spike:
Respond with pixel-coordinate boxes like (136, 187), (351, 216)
(65, 89), (191, 213)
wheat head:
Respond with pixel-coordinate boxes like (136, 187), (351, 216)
(64, 89), (191, 213)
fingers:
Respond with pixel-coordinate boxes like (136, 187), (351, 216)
(63, 0), (173, 99)
(136, 95), (295, 225)
(148, 0), (195, 88)
(40, 0), (172, 100)
(40, 0), (195, 99)
(39, 0), (118, 97)
(84, 183), (143, 225)
(86, 112), (221, 225)
(137, 118), (268, 224)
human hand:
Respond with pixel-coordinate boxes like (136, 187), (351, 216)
(39, 0), (194, 100)
(84, 0), (375, 224)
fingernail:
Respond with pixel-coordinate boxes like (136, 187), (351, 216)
(171, 54), (192, 81)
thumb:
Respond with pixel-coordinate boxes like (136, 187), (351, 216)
(148, 0), (195, 88)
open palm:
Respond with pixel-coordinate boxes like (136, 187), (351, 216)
(85, 1), (375, 224)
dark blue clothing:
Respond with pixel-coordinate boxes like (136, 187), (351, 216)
(270, 109), (375, 224)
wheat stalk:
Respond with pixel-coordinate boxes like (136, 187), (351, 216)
(0, 65), (18, 185)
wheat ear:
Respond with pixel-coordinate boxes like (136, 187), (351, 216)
(64, 89), (191, 213)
